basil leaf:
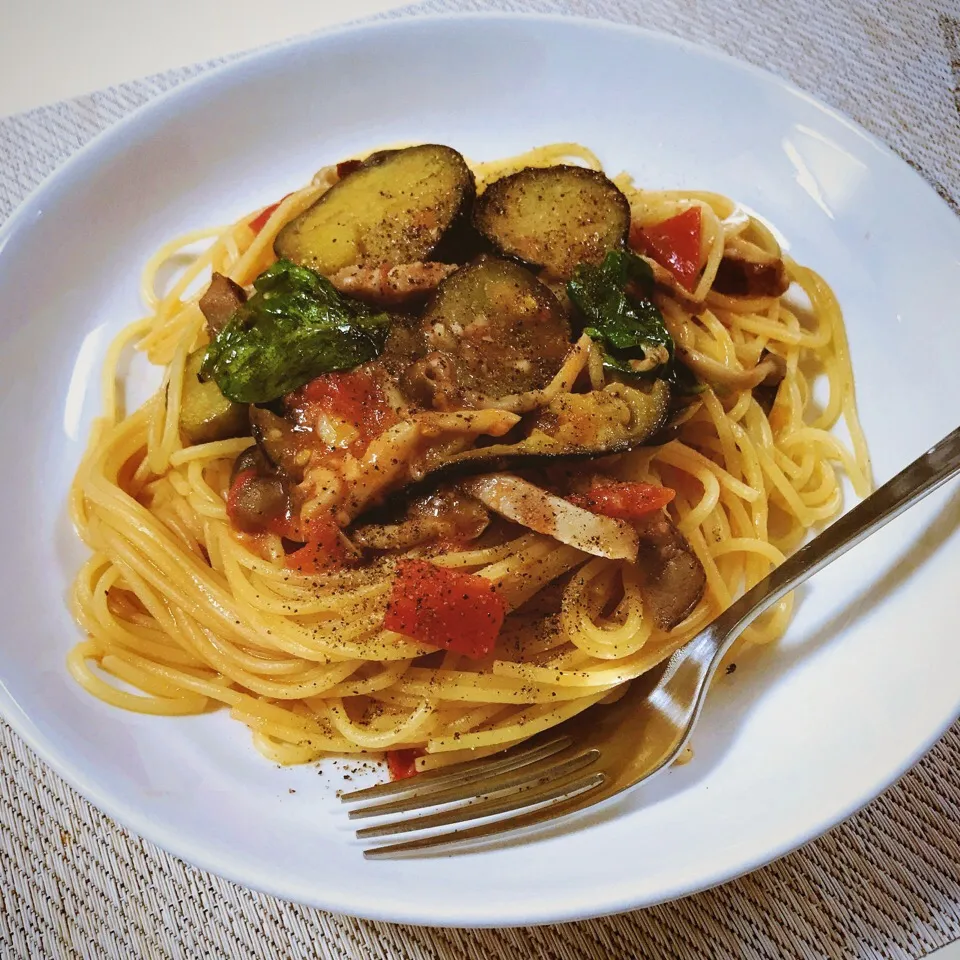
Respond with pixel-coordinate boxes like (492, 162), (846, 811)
(200, 259), (390, 404)
(567, 249), (704, 394)
(567, 249), (672, 375)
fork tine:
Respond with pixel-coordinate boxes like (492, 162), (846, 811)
(350, 749), (600, 823)
(339, 735), (572, 805)
(361, 772), (606, 859)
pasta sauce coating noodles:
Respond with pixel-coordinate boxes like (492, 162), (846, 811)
(67, 143), (870, 777)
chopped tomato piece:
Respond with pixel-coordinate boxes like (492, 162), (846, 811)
(284, 517), (348, 573)
(631, 206), (702, 292)
(383, 559), (505, 660)
(568, 481), (675, 521)
(300, 370), (375, 409)
(248, 193), (293, 234)
(289, 371), (397, 455)
(387, 748), (424, 781)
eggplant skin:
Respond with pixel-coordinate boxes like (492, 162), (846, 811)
(419, 256), (572, 402)
(473, 165), (630, 278)
(404, 380), (670, 497)
(713, 255), (790, 298)
(359, 379), (670, 520)
(198, 272), (245, 335)
(433, 378), (671, 477)
(179, 350), (249, 445)
(274, 144), (475, 275)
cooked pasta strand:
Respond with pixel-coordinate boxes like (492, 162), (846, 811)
(68, 143), (870, 771)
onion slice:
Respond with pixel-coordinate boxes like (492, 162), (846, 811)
(461, 474), (639, 561)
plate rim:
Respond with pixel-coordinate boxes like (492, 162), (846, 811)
(0, 11), (958, 927)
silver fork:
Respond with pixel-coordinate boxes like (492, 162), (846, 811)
(341, 426), (960, 858)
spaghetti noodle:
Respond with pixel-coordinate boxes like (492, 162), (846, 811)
(68, 144), (870, 774)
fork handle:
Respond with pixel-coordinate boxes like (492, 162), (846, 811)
(714, 424), (960, 647)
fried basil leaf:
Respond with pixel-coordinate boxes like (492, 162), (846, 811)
(567, 249), (672, 374)
(200, 259), (390, 404)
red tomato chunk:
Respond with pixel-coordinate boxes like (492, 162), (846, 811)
(387, 748), (424, 781)
(285, 518), (349, 574)
(631, 206), (702, 292)
(289, 370), (397, 456)
(383, 560), (505, 659)
(248, 193), (293, 234)
(569, 481), (675, 521)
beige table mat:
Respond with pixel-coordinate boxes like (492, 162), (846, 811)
(2, 1), (960, 957)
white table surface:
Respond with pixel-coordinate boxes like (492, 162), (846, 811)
(0, 0), (408, 118)
(1, 2), (957, 956)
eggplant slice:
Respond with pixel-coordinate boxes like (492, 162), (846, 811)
(275, 144), (475, 275)
(350, 487), (489, 551)
(423, 378), (670, 482)
(420, 256), (571, 404)
(713, 236), (790, 299)
(179, 349), (249, 444)
(474, 165), (630, 278)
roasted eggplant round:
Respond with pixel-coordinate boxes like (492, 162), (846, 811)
(419, 256), (571, 403)
(274, 144), (475, 275)
(473, 164), (630, 278)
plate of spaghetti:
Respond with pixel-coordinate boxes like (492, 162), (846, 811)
(1, 14), (958, 926)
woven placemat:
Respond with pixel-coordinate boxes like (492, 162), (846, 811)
(2, 2), (959, 958)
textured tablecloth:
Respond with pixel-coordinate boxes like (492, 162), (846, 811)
(2, 1), (960, 957)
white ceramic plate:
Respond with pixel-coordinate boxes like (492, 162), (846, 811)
(1, 14), (958, 927)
